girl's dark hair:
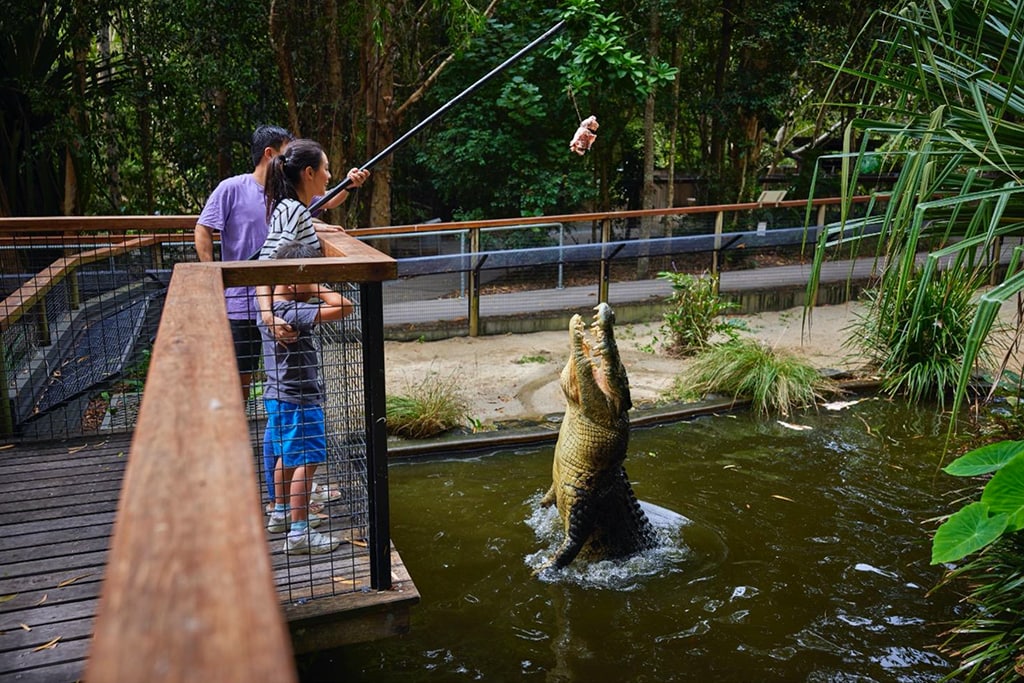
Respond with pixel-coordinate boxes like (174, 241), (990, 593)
(264, 138), (325, 219)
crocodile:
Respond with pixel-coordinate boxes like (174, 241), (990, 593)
(538, 303), (657, 570)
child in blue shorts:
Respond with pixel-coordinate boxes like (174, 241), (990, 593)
(260, 241), (354, 554)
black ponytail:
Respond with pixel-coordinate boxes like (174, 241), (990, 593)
(263, 138), (325, 220)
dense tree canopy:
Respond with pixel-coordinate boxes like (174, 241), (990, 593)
(1, 0), (874, 222)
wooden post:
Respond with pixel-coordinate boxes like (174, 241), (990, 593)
(598, 218), (611, 303)
(361, 281), (392, 589)
(68, 264), (81, 310)
(468, 228), (481, 337)
(35, 297), (51, 347)
(712, 210), (724, 288)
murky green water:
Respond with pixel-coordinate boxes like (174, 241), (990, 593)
(305, 398), (968, 682)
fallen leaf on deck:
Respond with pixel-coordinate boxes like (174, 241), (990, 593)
(777, 421), (812, 431)
(19, 623), (31, 631)
(58, 574), (90, 588)
(67, 444), (87, 454)
(33, 637), (61, 651)
(0, 594), (16, 604)
(332, 577), (356, 585)
(771, 494), (796, 503)
(36, 595), (47, 606)
(0, 444), (13, 450)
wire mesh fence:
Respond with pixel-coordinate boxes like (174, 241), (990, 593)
(236, 277), (373, 602)
(373, 202), (877, 339)
(1, 235), (172, 441)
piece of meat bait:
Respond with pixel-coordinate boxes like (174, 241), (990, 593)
(569, 115), (599, 155)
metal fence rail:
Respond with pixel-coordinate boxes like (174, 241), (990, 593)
(0, 195), (884, 438)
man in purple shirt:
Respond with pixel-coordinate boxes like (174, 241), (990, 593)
(194, 125), (295, 397)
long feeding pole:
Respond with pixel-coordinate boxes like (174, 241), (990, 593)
(309, 19), (567, 215)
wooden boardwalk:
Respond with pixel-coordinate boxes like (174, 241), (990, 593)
(0, 434), (418, 681)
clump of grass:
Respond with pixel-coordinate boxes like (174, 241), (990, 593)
(672, 338), (834, 416)
(936, 534), (1024, 682)
(849, 270), (987, 408)
(514, 353), (550, 365)
(386, 373), (471, 439)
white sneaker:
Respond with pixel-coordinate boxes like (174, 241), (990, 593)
(267, 512), (323, 534)
(266, 511), (288, 534)
(285, 528), (341, 554)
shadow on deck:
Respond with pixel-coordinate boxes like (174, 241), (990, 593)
(0, 434), (419, 680)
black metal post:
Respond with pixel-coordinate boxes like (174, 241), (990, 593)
(361, 281), (391, 589)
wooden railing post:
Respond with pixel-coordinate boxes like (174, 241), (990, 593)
(598, 218), (612, 303)
(712, 210), (724, 288)
(361, 281), (392, 588)
(87, 264), (298, 683)
(468, 227), (481, 337)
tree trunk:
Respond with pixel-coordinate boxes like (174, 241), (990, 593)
(362, 4), (395, 233)
(637, 9), (661, 279)
(709, 0), (735, 198)
(269, 0), (301, 136)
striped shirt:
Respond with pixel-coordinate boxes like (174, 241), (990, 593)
(259, 198), (321, 260)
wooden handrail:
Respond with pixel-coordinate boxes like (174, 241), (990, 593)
(0, 193), (879, 238)
(0, 235), (160, 332)
(86, 263), (298, 683)
(86, 238), (395, 680)
(346, 195), (880, 237)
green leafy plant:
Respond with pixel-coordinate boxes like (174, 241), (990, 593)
(930, 440), (1024, 680)
(658, 271), (739, 356)
(671, 338), (834, 417)
(932, 441), (1024, 565)
(386, 373), (472, 439)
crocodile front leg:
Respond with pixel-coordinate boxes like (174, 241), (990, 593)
(547, 486), (599, 569)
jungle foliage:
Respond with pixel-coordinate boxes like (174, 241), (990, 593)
(2, 0), (875, 223)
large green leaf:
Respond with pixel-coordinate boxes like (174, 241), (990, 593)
(944, 441), (1024, 477)
(981, 455), (1024, 522)
(931, 501), (1009, 564)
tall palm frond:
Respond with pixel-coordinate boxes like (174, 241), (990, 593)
(810, 0), (1024, 433)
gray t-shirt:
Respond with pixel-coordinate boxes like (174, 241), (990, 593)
(259, 299), (324, 405)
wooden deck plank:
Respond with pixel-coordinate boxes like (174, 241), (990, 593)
(0, 432), (418, 681)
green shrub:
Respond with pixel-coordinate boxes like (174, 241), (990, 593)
(386, 373), (471, 439)
(672, 337), (834, 417)
(658, 271), (739, 356)
(849, 270), (987, 407)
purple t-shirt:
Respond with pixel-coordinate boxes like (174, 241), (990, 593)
(197, 173), (268, 320)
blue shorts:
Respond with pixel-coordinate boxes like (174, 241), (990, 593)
(263, 399), (327, 468)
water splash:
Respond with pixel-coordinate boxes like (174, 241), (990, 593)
(524, 495), (718, 590)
